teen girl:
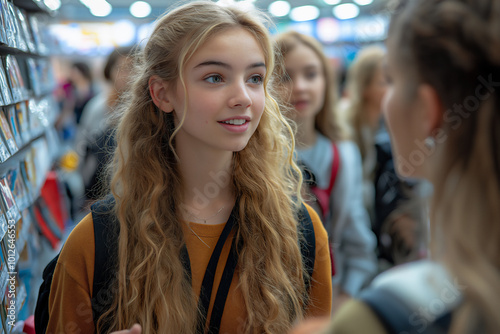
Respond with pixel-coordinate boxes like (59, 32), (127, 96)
(44, 2), (332, 334)
(344, 45), (387, 220)
(274, 31), (377, 310)
(309, 0), (500, 332)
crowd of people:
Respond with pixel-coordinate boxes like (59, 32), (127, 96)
(40, 0), (499, 333)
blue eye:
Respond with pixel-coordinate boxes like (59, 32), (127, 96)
(248, 75), (263, 85)
(305, 71), (318, 80)
(205, 75), (223, 84)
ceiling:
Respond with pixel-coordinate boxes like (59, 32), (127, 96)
(54, 0), (391, 23)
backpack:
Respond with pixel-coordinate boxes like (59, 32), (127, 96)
(359, 260), (459, 334)
(299, 142), (339, 276)
(35, 197), (316, 334)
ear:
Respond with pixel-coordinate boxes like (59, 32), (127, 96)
(417, 84), (444, 136)
(149, 76), (174, 113)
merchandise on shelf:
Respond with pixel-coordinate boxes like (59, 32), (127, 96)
(0, 64), (12, 106)
(0, 109), (18, 156)
(0, 0), (64, 330)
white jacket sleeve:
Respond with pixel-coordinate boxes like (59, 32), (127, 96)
(330, 141), (377, 296)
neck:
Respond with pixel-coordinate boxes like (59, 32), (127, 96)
(294, 117), (317, 149)
(177, 142), (235, 224)
(364, 104), (382, 131)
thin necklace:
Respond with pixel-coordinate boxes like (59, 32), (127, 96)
(183, 206), (225, 224)
(182, 206), (225, 249)
(186, 222), (211, 248)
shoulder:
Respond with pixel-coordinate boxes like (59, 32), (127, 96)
(302, 202), (328, 243)
(370, 260), (462, 312)
(60, 214), (95, 263)
(81, 92), (107, 119)
(335, 140), (362, 164)
(332, 141), (364, 191)
(57, 214), (95, 291)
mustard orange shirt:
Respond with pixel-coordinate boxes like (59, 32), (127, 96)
(46, 204), (332, 333)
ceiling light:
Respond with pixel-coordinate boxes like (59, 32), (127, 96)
(333, 3), (359, 20)
(112, 20), (136, 46)
(130, 1), (151, 18)
(354, 0), (373, 5)
(290, 5), (320, 22)
(268, 1), (291, 17)
(317, 17), (340, 43)
(237, 1), (256, 12)
(90, 1), (112, 17)
(323, 0), (341, 5)
(44, 0), (61, 10)
(79, 0), (92, 8)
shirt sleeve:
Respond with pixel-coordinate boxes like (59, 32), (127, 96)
(304, 203), (332, 317)
(330, 141), (378, 296)
(46, 214), (96, 334)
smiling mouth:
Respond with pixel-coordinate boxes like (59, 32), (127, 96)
(293, 100), (308, 106)
(219, 119), (248, 125)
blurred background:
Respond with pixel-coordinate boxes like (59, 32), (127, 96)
(37, 0), (392, 85)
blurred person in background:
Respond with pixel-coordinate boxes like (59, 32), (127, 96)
(77, 46), (135, 204)
(345, 45), (426, 270)
(274, 31), (377, 312)
(344, 45), (387, 220)
(293, 0), (500, 332)
(55, 62), (96, 138)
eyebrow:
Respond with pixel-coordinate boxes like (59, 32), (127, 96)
(285, 64), (319, 75)
(194, 61), (266, 70)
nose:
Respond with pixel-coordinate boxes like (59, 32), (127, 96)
(228, 81), (252, 109)
(292, 75), (308, 92)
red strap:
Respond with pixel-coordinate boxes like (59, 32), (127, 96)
(310, 143), (340, 217)
(326, 143), (340, 195)
(329, 242), (336, 276)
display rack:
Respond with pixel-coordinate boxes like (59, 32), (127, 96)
(0, 0), (64, 332)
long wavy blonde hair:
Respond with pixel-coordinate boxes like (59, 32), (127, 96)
(390, 0), (500, 332)
(345, 45), (386, 161)
(274, 31), (346, 142)
(98, 2), (307, 333)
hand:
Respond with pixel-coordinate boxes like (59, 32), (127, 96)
(110, 324), (142, 334)
(289, 317), (330, 334)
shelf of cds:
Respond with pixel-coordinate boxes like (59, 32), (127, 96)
(0, 0), (63, 332)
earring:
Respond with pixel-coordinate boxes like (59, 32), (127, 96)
(424, 136), (436, 149)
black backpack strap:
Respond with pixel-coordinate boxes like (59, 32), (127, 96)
(298, 202), (315, 293)
(90, 195), (118, 330)
(208, 202), (316, 332)
(360, 287), (451, 334)
(196, 206), (238, 334)
(34, 253), (61, 334)
(207, 237), (239, 334)
(89, 195), (192, 332)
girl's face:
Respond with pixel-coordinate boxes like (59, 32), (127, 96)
(365, 62), (388, 114)
(282, 43), (326, 122)
(383, 41), (428, 178)
(167, 28), (266, 153)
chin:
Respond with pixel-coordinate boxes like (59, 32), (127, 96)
(230, 142), (250, 152)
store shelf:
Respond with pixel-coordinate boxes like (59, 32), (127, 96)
(12, 0), (55, 15)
